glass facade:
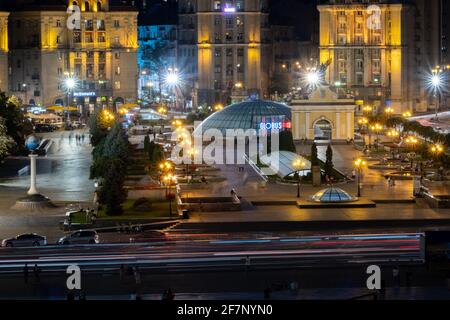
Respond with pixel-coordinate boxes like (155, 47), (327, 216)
(194, 99), (291, 135)
(312, 187), (356, 203)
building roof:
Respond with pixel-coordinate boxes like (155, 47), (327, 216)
(312, 187), (357, 203)
(193, 99), (292, 136)
(260, 151), (311, 178)
(4, 0), (137, 12)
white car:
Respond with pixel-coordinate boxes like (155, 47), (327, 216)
(1, 234), (47, 247)
(58, 230), (99, 245)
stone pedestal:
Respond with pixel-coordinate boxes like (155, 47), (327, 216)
(312, 165), (321, 187)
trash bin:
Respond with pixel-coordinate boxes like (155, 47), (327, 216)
(182, 209), (190, 219)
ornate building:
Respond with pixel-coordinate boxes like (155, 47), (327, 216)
(318, 0), (441, 115)
(8, 0), (138, 112)
(178, 0), (271, 107)
(0, 11), (8, 93)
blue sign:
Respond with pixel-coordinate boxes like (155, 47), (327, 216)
(25, 135), (40, 151)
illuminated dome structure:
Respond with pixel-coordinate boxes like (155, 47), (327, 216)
(312, 187), (357, 203)
(193, 99), (291, 136)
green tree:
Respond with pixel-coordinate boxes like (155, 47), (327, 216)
(0, 117), (15, 161)
(88, 110), (109, 147)
(152, 144), (165, 164)
(99, 160), (127, 216)
(0, 93), (32, 154)
(143, 135), (150, 154)
(311, 143), (319, 166)
(279, 131), (296, 153)
(324, 144), (334, 177)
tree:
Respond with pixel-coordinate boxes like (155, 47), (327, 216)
(311, 143), (319, 166)
(99, 160), (127, 216)
(0, 117), (15, 161)
(0, 92), (33, 154)
(143, 135), (150, 154)
(89, 110), (109, 147)
(279, 131), (296, 153)
(324, 144), (334, 177)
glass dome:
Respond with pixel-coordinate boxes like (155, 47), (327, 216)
(194, 99), (291, 136)
(312, 187), (357, 203)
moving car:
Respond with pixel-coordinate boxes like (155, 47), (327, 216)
(58, 230), (99, 245)
(1, 234), (47, 247)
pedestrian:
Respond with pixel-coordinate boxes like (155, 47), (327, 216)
(119, 264), (125, 281)
(393, 266), (400, 286)
(33, 264), (41, 283)
(23, 263), (29, 284)
(133, 266), (141, 285)
(244, 255), (251, 271)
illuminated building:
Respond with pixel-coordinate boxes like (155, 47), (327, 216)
(178, 0), (271, 108)
(0, 11), (8, 93)
(318, 0), (442, 114)
(8, 0), (138, 112)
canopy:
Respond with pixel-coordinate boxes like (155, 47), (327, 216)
(46, 106), (78, 111)
(121, 103), (140, 109)
(26, 113), (62, 119)
(260, 151), (311, 178)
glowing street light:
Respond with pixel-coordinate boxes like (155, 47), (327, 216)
(363, 105), (373, 114)
(65, 77), (76, 90)
(162, 173), (177, 216)
(214, 103), (224, 111)
(354, 158), (367, 197)
(430, 144), (444, 156)
(306, 71), (320, 87)
(292, 159), (307, 198)
(384, 107), (394, 116)
(370, 123), (383, 149)
(402, 111), (412, 118)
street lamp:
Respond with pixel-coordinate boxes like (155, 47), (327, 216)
(387, 129), (400, 141)
(363, 105), (373, 115)
(162, 173), (177, 217)
(306, 71), (320, 88)
(429, 70), (443, 121)
(292, 159), (306, 198)
(384, 107), (394, 117)
(354, 158), (367, 197)
(358, 117), (368, 146)
(402, 111), (412, 118)
(369, 123), (382, 149)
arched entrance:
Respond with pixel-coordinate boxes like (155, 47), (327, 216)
(314, 119), (332, 141)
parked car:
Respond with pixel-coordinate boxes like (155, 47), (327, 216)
(58, 230), (99, 245)
(1, 233), (47, 247)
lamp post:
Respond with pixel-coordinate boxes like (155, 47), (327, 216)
(163, 173), (176, 217)
(293, 159), (306, 198)
(370, 123), (382, 150)
(354, 158), (367, 197)
(358, 117), (368, 147)
(430, 67), (444, 121)
(405, 136), (418, 169)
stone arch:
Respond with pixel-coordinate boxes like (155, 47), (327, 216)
(313, 117), (333, 141)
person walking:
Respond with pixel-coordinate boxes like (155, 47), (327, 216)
(33, 264), (41, 283)
(23, 264), (29, 284)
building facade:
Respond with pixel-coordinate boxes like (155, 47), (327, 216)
(318, 0), (441, 115)
(178, 0), (271, 108)
(138, 24), (178, 102)
(8, 0), (138, 113)
(0, 11), (8, 93)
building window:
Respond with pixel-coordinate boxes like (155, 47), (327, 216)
(225, 18), (233, 28)
(73, 31), (81, 43)
(85, 20), (93, 31)
(225, 31), (233, 42)
(214, 1), (221, 11)
(237, 48), (244, 56)
(356, 73), (364, 85)
(85, 32), (93, 43)
(84, 1), (90, 12)
(214, 49), (221, 57)
(97, 19), (105, 30)
(215, 65), (221, 73)
(114, 20), (120, 28)
(226, 48), (233, 56)
(115, 52), (120, 59)
(98, 32), (106, 42)
(115, 66), (121, 75)
(215, 17), (221, 26)
(226, 64), (233, 76)
(114, 36), (120, 45)
(56, 36), (61, 44)
(86, 64), (93, 78)
(237, 32), (244, 42)
(56, 20), (61, 27)
(115, 81), (121, 89)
